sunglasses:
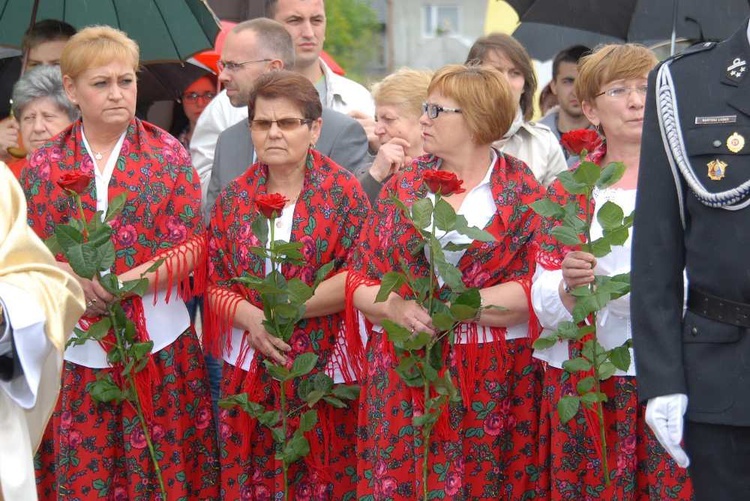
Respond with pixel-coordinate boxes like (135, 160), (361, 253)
(422, 102), (462, 119)
(249, 118), (313, 131)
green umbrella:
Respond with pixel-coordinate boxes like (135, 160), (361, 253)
(0, 0), (221, 62)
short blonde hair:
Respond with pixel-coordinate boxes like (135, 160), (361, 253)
(371, 68), (433, 119)
(61, 26), (139, 80)
(428, 64), (514, 145)
(575, 43), (657, 104)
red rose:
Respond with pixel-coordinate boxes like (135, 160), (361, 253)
(423, 170), (466, 196)
(256, 193), (288, 219)
(560, 129), (602, 156)
(57, 171), (92, 194)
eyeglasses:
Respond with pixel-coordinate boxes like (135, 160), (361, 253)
(183, 91), (216, 102)
(422, 102), (462, 119)
(249, 118), (313, 131)
(217, 58), (272, 72)
(595, 85), (649, 99)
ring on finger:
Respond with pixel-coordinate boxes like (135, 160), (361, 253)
(86, 300), (93, 307)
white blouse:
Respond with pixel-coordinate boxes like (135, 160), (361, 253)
(531, 187), (637, 375)
(65, 130), (190, 368)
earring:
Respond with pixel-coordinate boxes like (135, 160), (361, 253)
(594, 123), (603, 136)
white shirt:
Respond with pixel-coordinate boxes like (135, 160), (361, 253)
(531, 187), (637, 375)
(64, 131), (190, 368)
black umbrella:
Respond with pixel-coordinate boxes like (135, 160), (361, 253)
(506, 0), (750, 48)
(512, 24), (620, 60)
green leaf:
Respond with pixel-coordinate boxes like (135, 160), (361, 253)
(562, 357), (592, 372)
(382, 320), (412, 345)
(120, 278), (149, 298)
(551, 226), (583, 246)
(55, 224), (83, 248)
(130, 342), (153, 364)
(291, 353), (319, 378)
(431, 312), (455, 331)
(589, 237), (611, 258)
(322, 395), (348, 408)
(45, 234), (62, 255)
(576, 376), (596, 395)
(443, 241), (471, 252)
(530, 198), (566, 219)
(598, 361), (617, 380)
(596, 201), (624, 231)
(65, 242), (100, 279)
(98, 241), (116, 271)
(331, 384), (360, 401)
(596, 162), (626, 189)
(609, 345), (632, 372)
(251, 216), (268, 247)
(411, 198), (433, 230)
(574, 161), (601, 186)
(433, 197), (457, 232)
(375, 272), (406, 303)
(257, 410), (280, 427)
(303, 390), (325, 406)
(85, 318), (112, 341)
(532, 335), (558, 350)
(264, 361), (291, 382)
(449, 304), (476, 322)
(557, 171), (588, 195)
(401, 331), (432, 351)
(395, 357), (424, 387)
(454, 215), (495, 242)
(314, 261), (335, 287)
(557, 395), (580, 423)
(556, 321), (584, 341)
(90, 376), (124, 403)
(105, 194), (127, 222)
(435, 258), (466, 293)
(603, 226), (630, 246)
(299, 410), (318, 432)
(580, 391), (606, 405)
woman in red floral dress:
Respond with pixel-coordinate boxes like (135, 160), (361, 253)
(346, 64), (546, 500)
(204, 70), (369, 500)
(21, 27), (219, 499)
(531, 44), (693, 500)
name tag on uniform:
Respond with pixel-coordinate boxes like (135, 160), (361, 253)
(694, 115), (737, 125)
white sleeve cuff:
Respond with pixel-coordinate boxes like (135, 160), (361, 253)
(531, 266), (573, 329)
(0, 282), (52, 409)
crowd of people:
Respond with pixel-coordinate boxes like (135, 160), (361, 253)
(4, 0), (750, 500)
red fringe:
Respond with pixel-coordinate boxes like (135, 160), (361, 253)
(305, 403), (335, 484)
(130, 296), (157, 420)
(203, 286), (244, 358)
(518, 278), (542, 342)
(344, 271), (378, 381)
(152, 234), (207, 304)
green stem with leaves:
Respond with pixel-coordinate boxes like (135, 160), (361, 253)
(582, 186), (610, 486)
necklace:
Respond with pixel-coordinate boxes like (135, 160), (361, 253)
(92, 148), (111, 161)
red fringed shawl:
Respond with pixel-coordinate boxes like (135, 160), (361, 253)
(21, 118), (206, 416)
(345, 150), (545, 404)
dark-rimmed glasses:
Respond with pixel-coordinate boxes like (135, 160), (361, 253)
(183, 91), (216, 102)
(249, 118), (313, 131)
(217, 58), (272, 72)
(422, 102), (462, 119)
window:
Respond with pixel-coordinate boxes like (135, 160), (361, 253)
(423, 5), (460, 38)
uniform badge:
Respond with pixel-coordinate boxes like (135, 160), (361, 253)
(727, 132), (745, 153)
(727, 57), (747, 81)
(707, 159), (728, 180)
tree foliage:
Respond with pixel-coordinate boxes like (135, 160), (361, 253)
(324, 0), (381, 83)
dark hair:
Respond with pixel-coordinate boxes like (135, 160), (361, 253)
(22, 19), (77, 53)
(552, 45), (590, 81)
(248, 70), (322, 121)
(465, 33), (536, 121)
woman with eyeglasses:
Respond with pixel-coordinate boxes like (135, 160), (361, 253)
(170, 74), (217, 149)
(205, 70), (369, 499)
(466, 33), (567, 187)
(346, 64), (545, 499)
(531, 44), (694, 499)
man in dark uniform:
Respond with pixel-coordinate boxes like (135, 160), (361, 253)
(632, 19), (750, 500)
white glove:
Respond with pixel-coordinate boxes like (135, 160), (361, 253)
(645, 394), (690, 468)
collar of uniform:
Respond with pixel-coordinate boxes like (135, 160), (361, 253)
(721, 20), (750, 88)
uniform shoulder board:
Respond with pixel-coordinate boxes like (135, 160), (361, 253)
(668, 41), (717, 63)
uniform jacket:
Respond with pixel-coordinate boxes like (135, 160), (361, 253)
(632, 20), (750, 425)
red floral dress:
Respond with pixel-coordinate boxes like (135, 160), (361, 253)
(533, 145), (694, 500)
(22, 118), (220, 500)
(346, 151), (546, 500)
(205, 149), (370, 500)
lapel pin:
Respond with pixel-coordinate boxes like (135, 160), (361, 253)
(708, 159), (728, 180)
(727, 132), (745, 153)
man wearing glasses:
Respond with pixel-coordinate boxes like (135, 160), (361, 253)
(198, 18), (369, 219)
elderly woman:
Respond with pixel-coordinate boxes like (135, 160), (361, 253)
(205, 70), (369, 499)
(9, 64), (77, 177)
(531, 44), (693, 499)
(20, 26), (219, 499)
(347, 64), (545, 499)
(359, 68), (432, 203)
(466, 33), (567, 187)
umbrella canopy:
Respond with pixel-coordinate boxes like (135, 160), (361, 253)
(512, 24), (619, 60)
(0, 0), (220, 63)
(137, 62), (212, 104)
(506, 0), (750, 44)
